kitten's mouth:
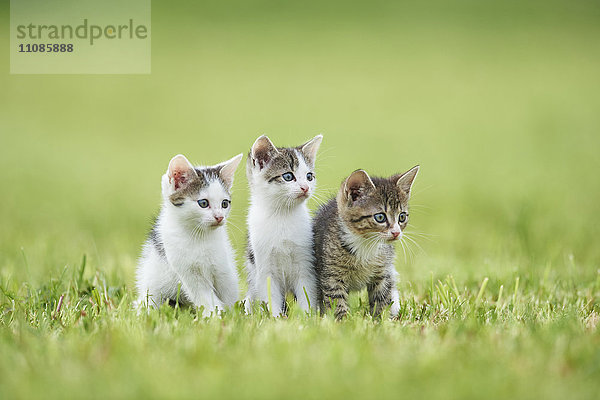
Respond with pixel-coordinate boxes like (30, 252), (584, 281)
(296, 192), (309, 199)
(211, 221), (224, 227)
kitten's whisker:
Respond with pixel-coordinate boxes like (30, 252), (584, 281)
(401, 240), (413, 263)
(192, 225), (203, 241)
(398, 237), (408, 263)
(404, 235), (417, 262)
(314, 147), (337, 168)
(365, 236), (377, 256)
(194, 223), (207, 241)
(401, 236), (419, 262)
(409, 202), (431, 208)
(366, 234), (382, 257)
(405, 241), (412, 262)
(410, 184), (433, 197)
(409, 205), (431, 211)
(313, 197), (327, 205)
(404, 234), (427, 255)
(408, 223), (430, 231)
(310, 193), (328, 207)
(404, 230), (436, 237)
(408, 207), (431, 216)
(190, 224), (199, 241)
(404, 231), (436, 243)
(226, 219), (244, 234)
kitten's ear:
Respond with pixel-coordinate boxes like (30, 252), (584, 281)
(167, 154), (196, 190)
(344, 169), (375, 203)
(394, 165), (420, 195)
(218, 153), (243, 189)
(250, 135), (279, 170)
(299, 134), (323, 165)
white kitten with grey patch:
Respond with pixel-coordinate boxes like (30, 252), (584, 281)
(245, 135), (323, 316)
(136, 153), (242, 316)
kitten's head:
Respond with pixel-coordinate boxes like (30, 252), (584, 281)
(161, 153), (243, 230)
(246, 135), (322, 209)
(336, 166), (419, 242)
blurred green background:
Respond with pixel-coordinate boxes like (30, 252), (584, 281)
(2, 0), (598, 285)
(1, 1), (600, 398)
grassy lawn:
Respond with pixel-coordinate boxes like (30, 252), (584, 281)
(1, 1), (599, 399)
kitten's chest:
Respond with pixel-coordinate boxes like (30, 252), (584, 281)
(249, 209), (312, 266)
(344, 258), (385, 289)
(250, 210), (311, 248)
(164, 233), (226, 269)
(339, 244), (392, 290)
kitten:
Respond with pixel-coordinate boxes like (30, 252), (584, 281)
(245, 135), (323, 316)
(313, 166), (419, 320)
(136, 153), (242, 316)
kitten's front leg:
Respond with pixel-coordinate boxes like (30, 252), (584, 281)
(387, 267), (400, 317)
(172, 266), (224, 316)
(197, 295), (225, 317)
(321, 270), (349, 320)
(367, 273), (394, 318)
(254, 274), (285, 317)
(213, 265), (239, 308)
(390, 284), (400, 317)
(190, 284), (225, 317)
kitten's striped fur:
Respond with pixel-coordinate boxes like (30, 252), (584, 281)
(314, 166), (419, 319)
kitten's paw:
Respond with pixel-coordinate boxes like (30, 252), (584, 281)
(199, 305), (224, 319)
(133, 298), (150, 316)
(242, 298), (252, 315)
(390, 301), (400, 318)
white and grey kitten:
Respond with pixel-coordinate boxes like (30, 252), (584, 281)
(136, 153), (242, 316)
(245, 135), (323, 316)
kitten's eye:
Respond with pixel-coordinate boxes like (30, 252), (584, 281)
(306, 172), (314, 181)
(398, 212), (408, 223)
(282, 172), (295, 182)
(221, 200), (230, 209)
(197, 199), (209, 208)
(373, 213), (387, 223)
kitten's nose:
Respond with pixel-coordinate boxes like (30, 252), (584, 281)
(391, 231), (401, 239)
(214, 216), (224, 223)
(300, 185), (309, 193)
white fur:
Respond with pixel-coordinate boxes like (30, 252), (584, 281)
(136, 155), (241, 317)
(340, 225), (385, 265)
(245, 148), (319, 316)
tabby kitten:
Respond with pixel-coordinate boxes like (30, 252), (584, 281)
(136, 153), (242, 316)
(245, 135), (322, 316)
(313, 166), (419, 319)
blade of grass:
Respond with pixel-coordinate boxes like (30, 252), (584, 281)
(475, 277), (489, 304)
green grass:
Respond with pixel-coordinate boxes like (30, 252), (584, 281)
(1, 1), (600, 399)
